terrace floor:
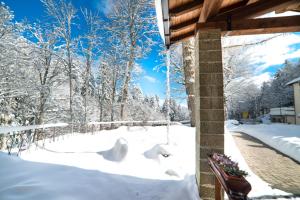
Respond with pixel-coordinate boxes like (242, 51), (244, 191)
(232, 132), (300, 195)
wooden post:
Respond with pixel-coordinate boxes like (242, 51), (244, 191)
(215, 177), (222, 200)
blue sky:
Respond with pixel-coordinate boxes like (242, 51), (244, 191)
(3, 0), (168, 100)
(3, 0), (300, 105)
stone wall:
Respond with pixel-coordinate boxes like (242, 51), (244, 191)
(194, 29), (224, 200)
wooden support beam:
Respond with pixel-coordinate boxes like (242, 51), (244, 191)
(170, 17), (198, 32)
(169, 0), (203, 17)
(199, 0), (224, 22)
(196, 15), (300, 36)
(170, 31), (194, 44)
(218, 0), (249, 15)
(211, 0), (299, 21)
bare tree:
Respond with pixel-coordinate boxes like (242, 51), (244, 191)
(41, 0), (77, 131)
(107, 0), (157, 120)
(80, 8), (103, 125)
(29, 23), (64, 124)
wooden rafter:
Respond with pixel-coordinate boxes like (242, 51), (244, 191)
(170, 31), (194, 44)
(169, 1), (204, 17)
(196, 15), (300, 36)
(199, 0), (224, 22)
(170, 17), (198, 32)
(218, 0), (249, 15)
(211, 0), (299, 21)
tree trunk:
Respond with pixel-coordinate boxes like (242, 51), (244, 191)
(84, 47), (91, 131)
(67, 41), (73, 133)
(182, 39), (196, 127)
(120, 44), (135, 120)
(110, 70), (117, 129)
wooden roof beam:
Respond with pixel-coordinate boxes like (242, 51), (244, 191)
(199, 0), (224, 22)
(170, 17), (198, 32)
(169, 0), (204, 17)
(170, 31), (195, 44)
(196, 15), (300, 36)
(211, 0), (299, 21)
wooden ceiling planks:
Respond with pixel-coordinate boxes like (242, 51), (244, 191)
(162, 0), (300, 46)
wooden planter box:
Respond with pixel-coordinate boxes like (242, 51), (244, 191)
(208, 153), (251, 200)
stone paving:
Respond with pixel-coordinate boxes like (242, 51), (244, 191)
(231, 132), (300, 195)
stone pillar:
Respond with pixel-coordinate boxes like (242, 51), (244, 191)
(194, 29), (224, 200)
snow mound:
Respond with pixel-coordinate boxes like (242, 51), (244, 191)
(144, 144), (171, 160)
(165, 169), (179, 177)
(259, 114), (271, 124)
(99, 138), (128, 162)
(225, 120), (239, 129)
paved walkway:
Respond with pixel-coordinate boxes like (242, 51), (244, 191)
(231, 132), (300, 195)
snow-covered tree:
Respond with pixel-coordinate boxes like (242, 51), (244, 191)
(106, 0), (157, 120)
(80, 8), (103, 125)
(41, 0), (77, 129)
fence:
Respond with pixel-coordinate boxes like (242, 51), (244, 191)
(0, 123), (69, 155)
(87, 120), (181, 134)
(0, 121), (182, 155)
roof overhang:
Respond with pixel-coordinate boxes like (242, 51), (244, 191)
(157, 0), (300, 47)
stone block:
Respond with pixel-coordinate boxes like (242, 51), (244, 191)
(200, 172), (215, 185)
(199, 50), (222, 61)
(198, 29), (221, 39)
(199, 109), (224, 121)
(200, 134), (224, 149)
(199, 85), (223, 97)
(199, 61), (223, 73)
(199, 73), (223, 86)
(200, 121), (224, 134)
(200, 97), (224, 109)
(200, 184), (215, 199)
(199, 147), (224, 159)
(198, 40), (221, 50)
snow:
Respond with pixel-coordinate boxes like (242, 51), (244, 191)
(154, 0), (165, 43)
(0, 125), (200, 200)
(1, 124), (299, 199)
(228, 123), (300, 162)
(270, 107), (295, 116)
(99, 138), (128, 162)
(225, 129), (292, 199)
(88, 121), (181, 125)
(0, 123), (68, 135)
(286, 76), (300, 86)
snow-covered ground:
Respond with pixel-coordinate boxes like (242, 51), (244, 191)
(0, 124), (298, 199)
(225, 127), (294, 199)
(227, 121), (300, 162)
(0, 125), (199, 200)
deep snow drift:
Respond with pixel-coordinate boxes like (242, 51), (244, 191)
(1, 124), (298, 200)
(227, 121), (300, 162)
(0, 125), (199, 200)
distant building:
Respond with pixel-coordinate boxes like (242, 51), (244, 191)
(287, 77), (300, 125)
(270, 107), (296, 124)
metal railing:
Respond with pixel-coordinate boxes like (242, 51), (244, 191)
(0, 120), (182, 155)
(0, 123), (68, 155)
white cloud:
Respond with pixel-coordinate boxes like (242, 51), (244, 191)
(133, 63), (144, 75)
(94, 0), (113, 15)
(251, 72), (272, 87)
(144, 75), (157, 83)
(223, 33), (300, 74)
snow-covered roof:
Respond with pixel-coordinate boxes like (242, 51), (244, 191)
(286, 77), (300, 86)
(270, 107), (295, 116)
(154, 0), (165, 44)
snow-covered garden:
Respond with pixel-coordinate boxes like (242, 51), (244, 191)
(0, 125), (199, 200)
(1, 123), (299, 199)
